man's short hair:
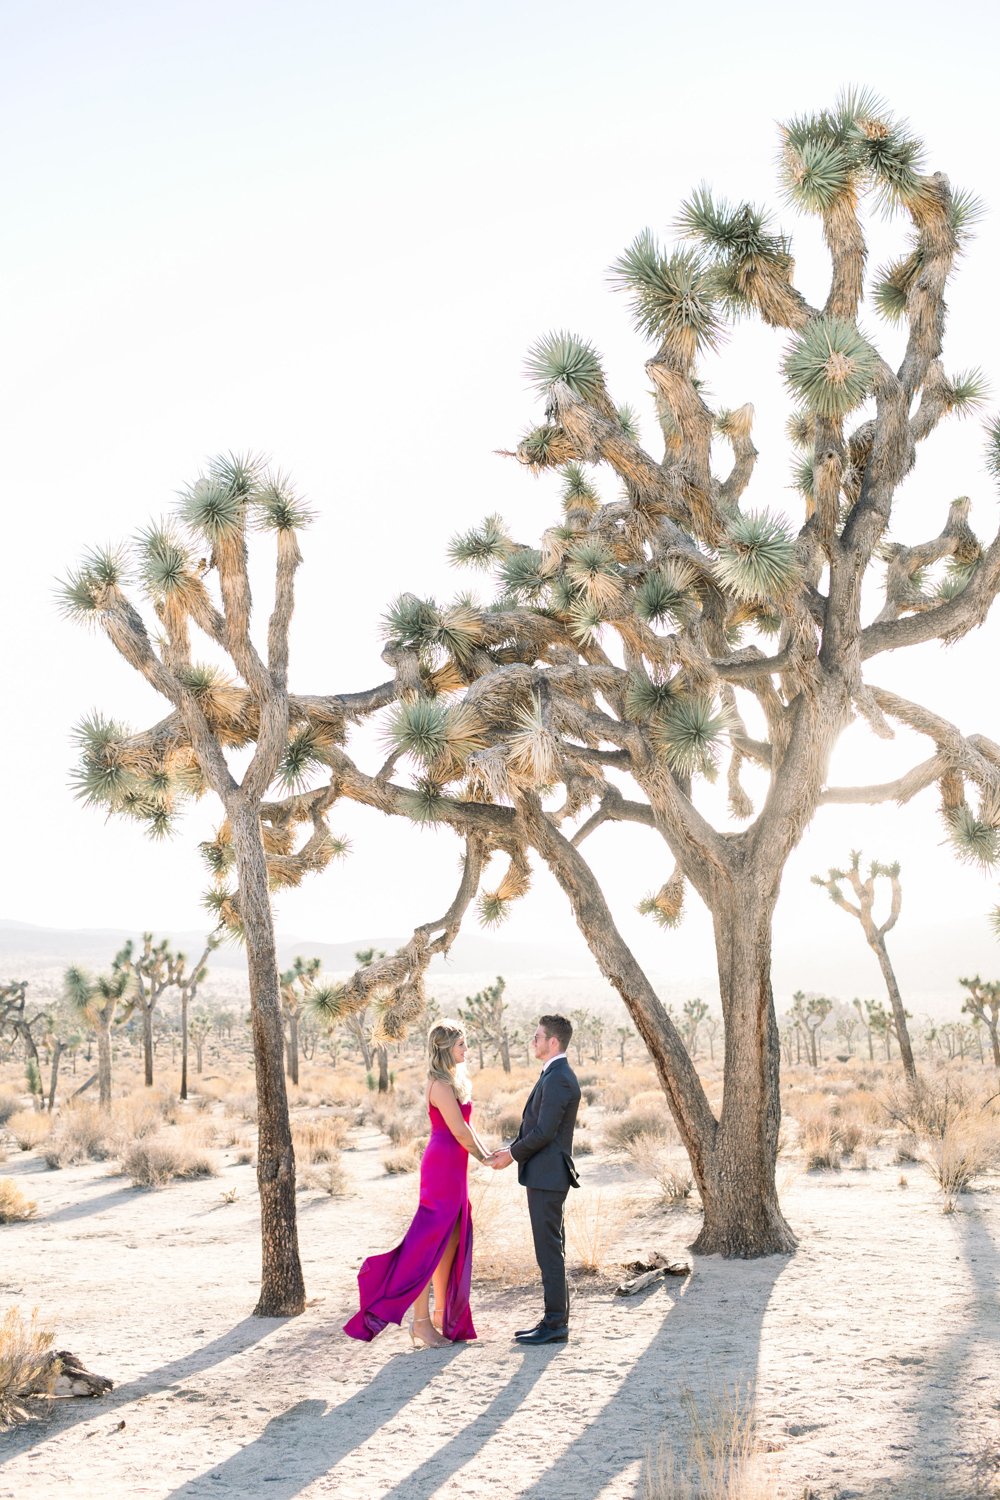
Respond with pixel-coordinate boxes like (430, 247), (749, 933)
(539, 1014), (572, 1052)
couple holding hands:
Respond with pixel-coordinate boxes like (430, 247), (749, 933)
(344, 1014), (581, 1349)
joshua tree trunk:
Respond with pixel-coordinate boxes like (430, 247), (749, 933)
(142, 1006), (154, 1088)
(180, 990), (190, 1101)
(286, 1013), (300, 1087)
(871, 937), (916, 1082)
(376, 1043), (389, 1094)
(47, 1040), (66, 1112)
(97, 1020), (113, 1108)
(500, 1034), (511, 1073)
(232, 803), (305, 1317)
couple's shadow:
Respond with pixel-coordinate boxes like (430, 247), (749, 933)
(165, 1256), (786, 1500)
(164, 1337), (561, 1500)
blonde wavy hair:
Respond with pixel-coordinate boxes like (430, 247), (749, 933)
(427, 1019), (471, 1104)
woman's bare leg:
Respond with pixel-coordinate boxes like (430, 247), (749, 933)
(431, 1219), (461, 1330)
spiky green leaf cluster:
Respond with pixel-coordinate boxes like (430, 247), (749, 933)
(676, 186), (792, 314)
(308, 983), (347, 1023)
(58, 545), (129, 621)
(984, 415), (1000, 485)
(634, 561), (697, 626)
(949, 188), (986, 247)
(872, 252), (920, 323)
(518, 425), (564, 469)
(448, 514), (510, 569)
(783, 317), (878, 419)
(181, 477), (245, 541)
(566, 598), (605, 645)
(254, 474), (314, 531)
(781, 90), (925, 214)
(199, 837), (235, 878)
(608, 233), (722, 357)
(560, 463), (600, 513)
(936, 559), (977, 602)
(477, 893), (510, 929)
(278, 726), (330, 791)
(786, 411), (815, 449)
(791, 456), (815, 501)
(947, 805), (1000, 869)
(498, 548), (547, 600)
(945, 369), (990, 418)
(651, 695), (730, 778)
(384, 698), (450, 765)
(524, 331), (606, 404)
(625, 670), (679, 722)
(714, 510), (799, 602)
(382, 593), (441, 653)
(617, 404), (640, 441)
(399, 777), (450, 824)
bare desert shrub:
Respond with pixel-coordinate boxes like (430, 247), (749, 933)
(43, 1104), (112, 1168)
(598, 1068), (659, 1114)
(292, 1118), (348, 1165)
(0, 1308), (54, 1426)
(469, 1173), (537, 1284)
(643, 1385), (776, 1500)
(605, 1106), (675, 1151)
(924, 1119), (996, 1211)
(566, 1189), (628, 1274)
(573, 1129), (594, 1156)
(225, 1091), (258, 1122)
(300, 1158), (349, 1196)
(881, 1073), (972, 1139)
(894, 1134), (920, 1164)
(6, 1110), (52, 1152)
(119, 1134), (218, 1188)
(628, 1133), (695, 1205)
(803, 1125), (842, 1172)
(382, 1140), (422, 1175)
(0, 1179), (37, 1224)
(0, 1093), (20, 1126)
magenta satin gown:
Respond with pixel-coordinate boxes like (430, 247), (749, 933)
(343, 1100), (477, 1342)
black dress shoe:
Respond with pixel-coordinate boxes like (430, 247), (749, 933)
(513, 1320), (545, 1338)
(515, 1323), (568, 1345)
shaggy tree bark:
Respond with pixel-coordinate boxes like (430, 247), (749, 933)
(65, 95), (1000, 1258)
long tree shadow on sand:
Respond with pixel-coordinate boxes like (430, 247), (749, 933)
(889, 1200), (1000, 1499)
(163, 1257), (788, 1500)
(0, 1316), (277, 1468)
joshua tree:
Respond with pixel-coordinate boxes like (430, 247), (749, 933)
(789, 991), (833, 1068)
(116, 933), (185, 1088)
(60, 454), (350, 1314)
(958, 975), (1000, 1070)
(460, 976), (513, 1072)
(278, 955), (322, 1086)
(64, 960), (137, 1107)
(812, 852), (916, 1081)
(178, 936), (219, 1101)
(0, 982), (50, 1107)
(64, 94), (1000, 1259)
(681, 998), (709, 1058)
(189, 1010), (213, 1075)
(834, 1013), (859, 1057)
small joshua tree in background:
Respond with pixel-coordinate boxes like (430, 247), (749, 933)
(64, 960), (137, 1108)
(812, 853), (916, 1082)
(958, 975), (1000, 1071)
(278, 956), (322, 1087)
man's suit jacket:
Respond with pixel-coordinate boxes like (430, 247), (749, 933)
(509, 1055), (581, 1191)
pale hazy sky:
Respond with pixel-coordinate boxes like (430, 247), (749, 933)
(3, 0), (1000, 1007)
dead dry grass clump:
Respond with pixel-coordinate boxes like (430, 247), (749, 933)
(628, 1133), (695, 1205)
(566, 1189), (628, 1274)
(881, 1072), (973, 1139)
(381, 1139), (422, 1175)
(300, 1159), (350, 1196)
(119, 1133), (218, 1188)
(0, 1308), (54, 1427)
(292, 1117), (348, 1165)
(599, 1069), (664, 1114)
(468, 1174), (537, 1284)
(0, 1093), (21, 1126)
(225, 1090), (258, 1122)
(0, 1178), (37, 1224)
(5, 1110), (52, 1152)
(605, 1105), (676, 1152)
(642, 1385), (776, 1500)
(923, 1119), (998, 1211)
(42, 1104), (112, 1168)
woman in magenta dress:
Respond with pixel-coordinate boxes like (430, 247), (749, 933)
(344, 1020), (492, 1348)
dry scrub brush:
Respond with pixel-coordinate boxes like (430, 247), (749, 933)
(642, 1385), (776, 1500)
(119, 1132), (218, 1188)
(381, 1139), (423, 1174)
(0, 1178), (37, 1224)
(468, 1171), (538, 1284)
(565, 1188), (630, 1274)
(628, 1132), (696, 1206)
(5, 1110), (53, 1152)
(0, 1309), (54, 1426)
(300, 1159), (350, 1196)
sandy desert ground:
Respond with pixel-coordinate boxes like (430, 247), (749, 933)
(1, 1056), (999, 1500)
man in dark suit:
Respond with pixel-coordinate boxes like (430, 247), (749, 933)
(489, 1014), (581, 1345)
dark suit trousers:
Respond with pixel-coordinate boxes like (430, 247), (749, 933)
(526, 1187), (569, 1326)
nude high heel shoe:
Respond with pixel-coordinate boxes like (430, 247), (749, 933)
(408, 1315), (449, 1349)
